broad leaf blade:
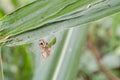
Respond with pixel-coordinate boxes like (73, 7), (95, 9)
(0, 0), (95, 37)
(0, 0), (120, 46)
(0, 47), (4, 80)
(33, 25), (87, 80)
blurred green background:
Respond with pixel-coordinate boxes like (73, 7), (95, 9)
(0, 0), (120, 80)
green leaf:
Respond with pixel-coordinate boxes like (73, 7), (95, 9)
(0, 0), (120, 46)
(48, 37), (56, 48)
(0, 0), (95, 46)
(2, 45), (34, 80)
(0, 0), (94, 36)
(0, 47), (4, 80)
(33, 25), (87, 80)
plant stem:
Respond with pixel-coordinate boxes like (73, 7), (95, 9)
(88, 33), (119, 80)
(0, 47), (4, 80)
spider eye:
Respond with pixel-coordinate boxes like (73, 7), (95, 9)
(40, 42), (43, 45)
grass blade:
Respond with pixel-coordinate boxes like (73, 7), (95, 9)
(0, 0), (120, 46)
(0, 47), (4, 80)
(33, 25), (87, 80)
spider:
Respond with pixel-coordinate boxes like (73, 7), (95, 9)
(39, 39), (52, 59)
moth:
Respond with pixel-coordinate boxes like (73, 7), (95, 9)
(39, 39), (52, 59)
